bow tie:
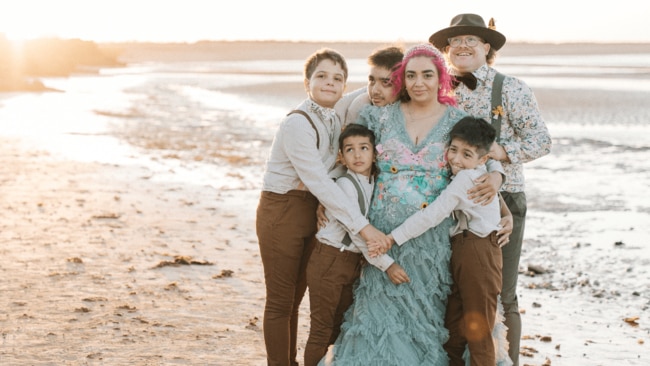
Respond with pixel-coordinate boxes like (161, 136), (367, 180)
(307, 99), (336, 123)
(452, 73), (477, 90)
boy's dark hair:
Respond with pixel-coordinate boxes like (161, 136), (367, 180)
(449, 116), (496, 156)
(304, 48), (348, 80)
(339, 124), (378, 179)
(368, 46), (404, 70)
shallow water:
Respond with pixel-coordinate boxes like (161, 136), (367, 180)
(2, 53), (649, 229)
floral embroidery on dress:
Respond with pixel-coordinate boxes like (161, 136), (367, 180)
(325, 101), (469, 365)
(358, 102), (467, 220)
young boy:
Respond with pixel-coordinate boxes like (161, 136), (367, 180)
(304, 123), (409, 366)
(370, 116), (509, 365)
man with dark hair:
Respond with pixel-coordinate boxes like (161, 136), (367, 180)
(344, 46), (404, 125)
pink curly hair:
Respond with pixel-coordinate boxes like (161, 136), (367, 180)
(391, 44), (457, 106)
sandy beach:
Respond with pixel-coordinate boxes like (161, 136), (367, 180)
(0, 136), (268, 364)
(1, 41), (649, 365)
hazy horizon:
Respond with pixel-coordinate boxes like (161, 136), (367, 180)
(2, 0), (650, 44)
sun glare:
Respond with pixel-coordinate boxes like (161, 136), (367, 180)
(1, 7), (59, 42)
(4, 30), (53, 42)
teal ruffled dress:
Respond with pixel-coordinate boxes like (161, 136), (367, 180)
(320, 102), (465, 365)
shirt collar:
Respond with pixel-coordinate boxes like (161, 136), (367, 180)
(307, 99), (337, 122)
(473, 64), (491, 84)
(346, 169), (373, 185)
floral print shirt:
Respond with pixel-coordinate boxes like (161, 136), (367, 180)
(454, 64), (552, 192)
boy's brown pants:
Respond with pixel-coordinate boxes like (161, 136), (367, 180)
(444, 230), (503, 366)
(304, 241), (362, 366)
(256, 190), (319, 366)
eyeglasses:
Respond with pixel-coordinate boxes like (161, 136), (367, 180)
(448, 36), (483, 48)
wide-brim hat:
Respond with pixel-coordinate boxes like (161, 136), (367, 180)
(429, 13), (506, 51)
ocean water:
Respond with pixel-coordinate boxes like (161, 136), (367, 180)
(1, 54), (649, 207)
(2, 53), (649, 188)
(2, 53), (649, 238)
(1, 53), (649, 363)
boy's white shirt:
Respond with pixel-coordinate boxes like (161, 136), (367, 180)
(391, 165), (501, 245)
(316, 169), (394, 272)
(261, 89), (370, 235)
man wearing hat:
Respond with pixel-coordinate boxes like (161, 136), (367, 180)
(430, 13), (552, 366)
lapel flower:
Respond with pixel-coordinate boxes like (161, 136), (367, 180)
(492, 105), (504, 120)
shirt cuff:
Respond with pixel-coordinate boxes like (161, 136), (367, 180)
(348, 216), (370, 235)
(390, 228), (409, 246)
(369, 255), (394, 272)
(504, 143), (520, 164)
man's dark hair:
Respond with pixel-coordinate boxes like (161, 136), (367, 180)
(368, 46), (403, 70)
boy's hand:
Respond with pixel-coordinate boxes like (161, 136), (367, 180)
(368, 234), (395, 257)
(359, 225), (390, 250)
(367, 240), (381, 257)
(468, 171), (501, 206)
(386, 263), (410, 285)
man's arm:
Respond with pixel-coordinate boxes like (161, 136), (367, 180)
(501, 77), (552, 164)
(468, 159), (503, 205)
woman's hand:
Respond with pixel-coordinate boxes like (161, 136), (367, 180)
(497, 216), (513, 247)
(468, 171), (502, 206)
(316, 204), (328, 229)
(497, 193), (513, 247)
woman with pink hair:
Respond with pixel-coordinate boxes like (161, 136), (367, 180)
(319, 44), (509, 365)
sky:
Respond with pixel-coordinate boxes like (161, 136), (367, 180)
(2, 0), (650, 44)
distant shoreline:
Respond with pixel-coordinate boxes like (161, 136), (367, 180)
(4, 40), (649, 93)
(103, 40), (650, 63)
(0, 37), (121, 92)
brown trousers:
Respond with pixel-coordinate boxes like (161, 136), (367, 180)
(304, 241), (362, 366)
(444, 230), (503, 366)
(256, 190), (319, 366)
